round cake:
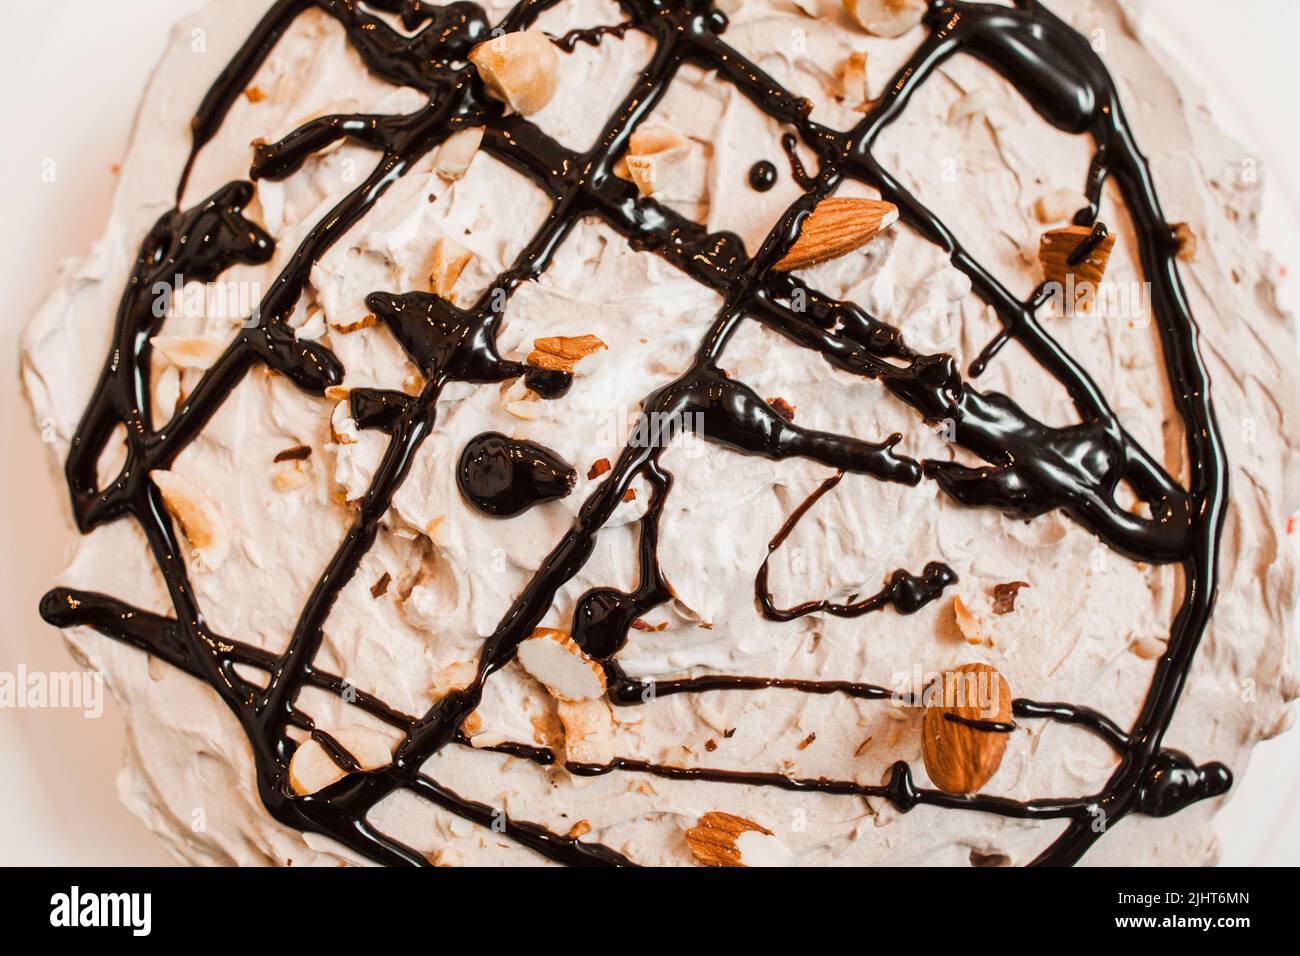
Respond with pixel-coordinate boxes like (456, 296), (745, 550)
(22, 0), (1299, 866)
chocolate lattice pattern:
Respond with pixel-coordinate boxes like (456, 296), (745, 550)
(42, 0), (1231, 866)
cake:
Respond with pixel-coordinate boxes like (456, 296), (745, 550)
(21, 0), (1299, 866)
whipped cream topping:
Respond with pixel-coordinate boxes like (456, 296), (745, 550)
(21, 0), (1299, 866)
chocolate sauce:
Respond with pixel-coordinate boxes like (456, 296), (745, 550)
(42, 0), (1232, 867)
(748, 159), (778, 191)
(457, 432), (576, 517)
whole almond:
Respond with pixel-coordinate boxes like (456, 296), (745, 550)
(921, 662), (1012, 795)
(773, 197), (897, 271)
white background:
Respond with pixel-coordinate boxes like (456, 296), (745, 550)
(1, 1), (1297, 866)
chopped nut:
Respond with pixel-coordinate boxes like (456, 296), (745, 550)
(429, 236), (473, 302)
(1130, 636), (1167, 660)
(1038, 224), (1117, 311)
(526, 334), (607, 373)
(837, 51), (869, 108)
(151, 335), (225, 370)
(273, 444), (312, 463)
(952, 595), (987, 645)
(623, 125), (691, 197)
(150, 470), (230, 571)
(843, 0), (927, 38)
(622, 488), (637, 502)
(370, 572), (392, 598)
(436, 126), (485, 181)
(1172, 222), (1197, 261)
(767, 396), (796, 422)
(587, 458), (611, 480)
(468, 32), (560, 116)
(798, 732), (816, 750)
(773, 197), (898, 272)
(685, 812), (793, 867)
(517, 628), (606, 701)
(567, 820), (593, 839)
(329, 313), (378, 335)
(288, 727), (393, 796)
(244, 86), (266, 103)
(991, 581), (1029, 615)
(557, 697), (614, 765)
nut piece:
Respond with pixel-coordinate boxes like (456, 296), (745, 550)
(151, 335), (225, 370)
(1038, 224), (1117, 309)
(517, 627), (606, 701)
(953, 595), (987, 644)
(150, 470), (230, 571)
(773, 197), (898, 272)
(921, 663), (1013, 795)
(837, 51), (869, 109)
(843, 0), (927, 38)
(1034, 187), (1087, 224)
(685, 812), (794, 867)
(288, 727), (393, 796)
(948, 88), (998, 124)
(328, 313), (378, 335)
(556, 697), (614, 765)
(623, 125), (691, 197)
(526, 334), (607, 373)
(435, 126), (485, 181)
(429, 236), (473, 302)
(1171, 222), (1197, 261)
(468, 32), (560, 116)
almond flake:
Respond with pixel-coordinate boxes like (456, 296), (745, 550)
(556, 697), (614, 765)
(952, 595), (987, 645)
(517, 628), (606, 701)
(150, 470), (230, 571)
(151, 335), (225, 370)
(623, 125), (691, 197)
(526, 334), (607, 373)
(329, 313), (378, 335)
(436, 126), (485, 181)
(837, 51), (869, 109)
(288, 727), (393, 796)
(843, 0), (927, 38)
(1038, 224), (1117, 309)
(430, 236), (473, 302)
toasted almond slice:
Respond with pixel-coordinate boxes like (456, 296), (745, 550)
(151, 335), (225, 370)
(1130, 636), (1167, 660)
(150, 470), (230, 571)
(624, 125), (691, 197)
(952, 595), (987, 645)
(288, 727), (393, 796)
(556, 697), (614, 765)
(921, 663), (1013, 795)
(837, 51), (869, 108)
(330, 400), (358, 445)
(843, 0), (927, 38)
(1038, 224), (1117, 303)
(468, 32), (560, 116)
(430, 236), (473, 301)
(1034, 187), (1087, 224)
(773, 197), (898, 271)
(328, 313), (378, 335)
(526, 334), (607, 373)
(155, 364), (182, 422)
(436, 126), (485, 181)
(685, 812), (793, 867)
(518, 628), (606, 701)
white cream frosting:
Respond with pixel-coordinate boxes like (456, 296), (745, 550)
(20, 0), (1299, 866)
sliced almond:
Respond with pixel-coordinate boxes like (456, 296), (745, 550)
(1130, 636), (1167, 660)
(517, 628), (606, 701)
(150, 470), (230, 571)
(952, 595), (987, 645)
(773, 197), (898, 271)
(155, 364), (182, 422)
(623, 125), (691, 197)
(921, 663), (1013, 795)
(431, 661), (484, 738)
(436, 126), (485, 181)
(288, 726), (393, 796)
(430, 236), (473, 302)
(328, 313), (378, 335)
(330, 400), (358, 445)
(1034, 187), (1087, 224)
(151, 335), (225, 370)
(468, 32), (560, 116)
(526, 334), (607, 373)
(837, 51), (869, 108)
(685, 812), (793, 867)
(843, 0), (927, 38)
(1038, 224), (1117, 309)
(556, 697), (614, 765)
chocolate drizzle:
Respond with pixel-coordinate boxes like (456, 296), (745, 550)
(457, 432), (576, 516)
(41, 0), (1231, 867)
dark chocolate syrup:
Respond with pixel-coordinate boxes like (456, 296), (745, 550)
(457, 432), (576, 517)
(42, 0), (1232, 867)
(748, 159), (778, 191)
